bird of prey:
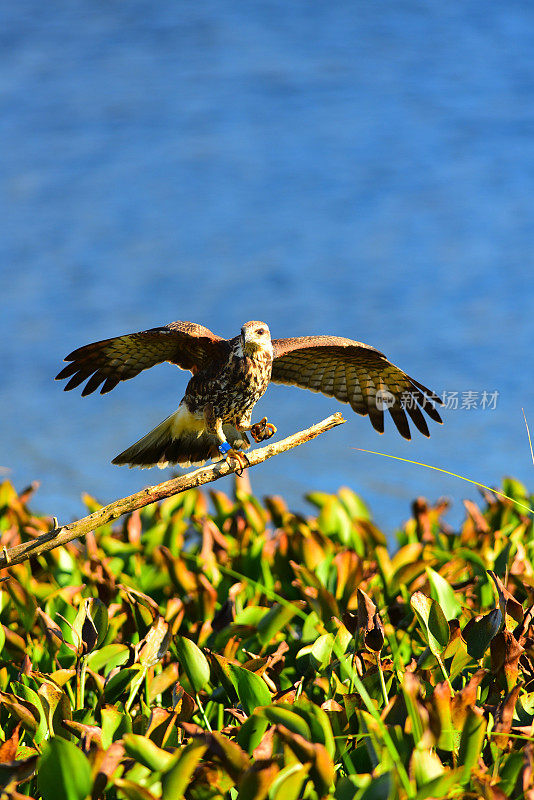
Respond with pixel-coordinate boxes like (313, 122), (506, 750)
(56, 320), (443, 473)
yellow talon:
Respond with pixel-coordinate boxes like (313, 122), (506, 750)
(226, 449), (249, 476)
(250, 417), (277, 443)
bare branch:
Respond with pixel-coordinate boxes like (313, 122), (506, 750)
(1, 413), (345, 569)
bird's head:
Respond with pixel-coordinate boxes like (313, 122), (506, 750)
(241, 321), (272, 356)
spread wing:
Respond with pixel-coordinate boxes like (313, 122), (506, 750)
(271, 336), (443, 440)
(56, 321), (229, 396)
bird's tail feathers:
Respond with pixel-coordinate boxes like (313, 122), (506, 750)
(112, 404), (250, 469)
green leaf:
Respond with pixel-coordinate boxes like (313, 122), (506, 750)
(494, 542), (512, 576)
(293, 699), (336, 759)
(175, 636), (210, 694)
(334, 776), (360, 800)
(359, 773), (394, 800)
(228, 664), (271, 715)
(498, 750), (525, 795)
(410, 592), (450, 655)
(270, 763), (310, 800)
(234, 606), (270, 627)
(309, 633), (335, 670)
(87, 643), (130, 674)
(123, 733), (174, 771)
(12, 682), (48, 744)
(162, 740), (207, 799)
(458, 708), (487, 784)
(425, 567), (461, 620)
(257, 601), (304, 646)
(337, 486), (371, 521)
(305, 491), (334, 509)
(502, 477), (528, 501)
(113, 778), (159, 800)
(236, 712), (269, 754)
(463, 609), (503, 660)
(413, 769), (463, 800)
(411, 747), (444, 787)
(38, 680), (72, 738)
(38, 737), (92, 800)
(262, 705), (311, 739)
(317, 499), (353, 545)
(101, 705), (132, 749)
(102, 667), (141, 704)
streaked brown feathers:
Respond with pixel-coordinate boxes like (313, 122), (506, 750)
(56, 321), (229, 396)
(271, 335), (442, 440)
(57, 322), (443, 443)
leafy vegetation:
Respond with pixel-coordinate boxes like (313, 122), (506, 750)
(0, 474), (533, 800)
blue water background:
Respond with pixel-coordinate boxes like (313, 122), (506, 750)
(1, 1), (533, 537)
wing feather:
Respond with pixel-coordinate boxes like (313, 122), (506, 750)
(271, 336), (442, 440)
(56, 321), (229, 396)
(405, 401), (430, 438)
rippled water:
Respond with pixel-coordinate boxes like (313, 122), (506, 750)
(2, 1), (533, 536)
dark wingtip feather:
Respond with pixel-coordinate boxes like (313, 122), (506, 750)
(367, 409), (385, 435)
(63, 372), (92, 392)
(56, 362), (80, 381)
(100, 378), (120, 394)
(394, 421), (412, 441)
(81, 373), (106, 397)
(406, 379), (444, 425)
(420, 401), (443, 425)
(410, 378), (444, 405)
(64, 345), (90, 362)
(388, 404), (412, 440)
(404, 402), (431, 438)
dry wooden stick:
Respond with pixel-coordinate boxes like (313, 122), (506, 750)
(1, 413), (345, 569)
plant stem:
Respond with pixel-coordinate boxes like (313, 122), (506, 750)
(195, 693), (212, 732)
(436, 653), (454, 695)
(332, 639), (415, 799)
(349, 650), (356, 694)
(76, 655), (87, 711)
(377, 653), (389, 707)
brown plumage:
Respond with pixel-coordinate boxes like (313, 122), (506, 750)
(56, 320), (443, 470)
(55, 322), (228, 395)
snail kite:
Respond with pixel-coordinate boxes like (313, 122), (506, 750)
(56, 320), (443, 472)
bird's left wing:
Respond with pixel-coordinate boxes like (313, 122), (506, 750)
(271, 336), (443, 439)
(56, 321), (229, 396)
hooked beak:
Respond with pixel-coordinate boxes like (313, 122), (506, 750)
(242, 329), (259, 354)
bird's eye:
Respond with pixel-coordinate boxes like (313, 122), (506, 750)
(256, 328), (266, 336)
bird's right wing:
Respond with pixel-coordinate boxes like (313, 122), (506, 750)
(56, 321), (230, 396)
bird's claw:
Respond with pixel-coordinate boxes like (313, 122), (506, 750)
(226, 449), (250, 476)
(250, 417), (277, 443)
